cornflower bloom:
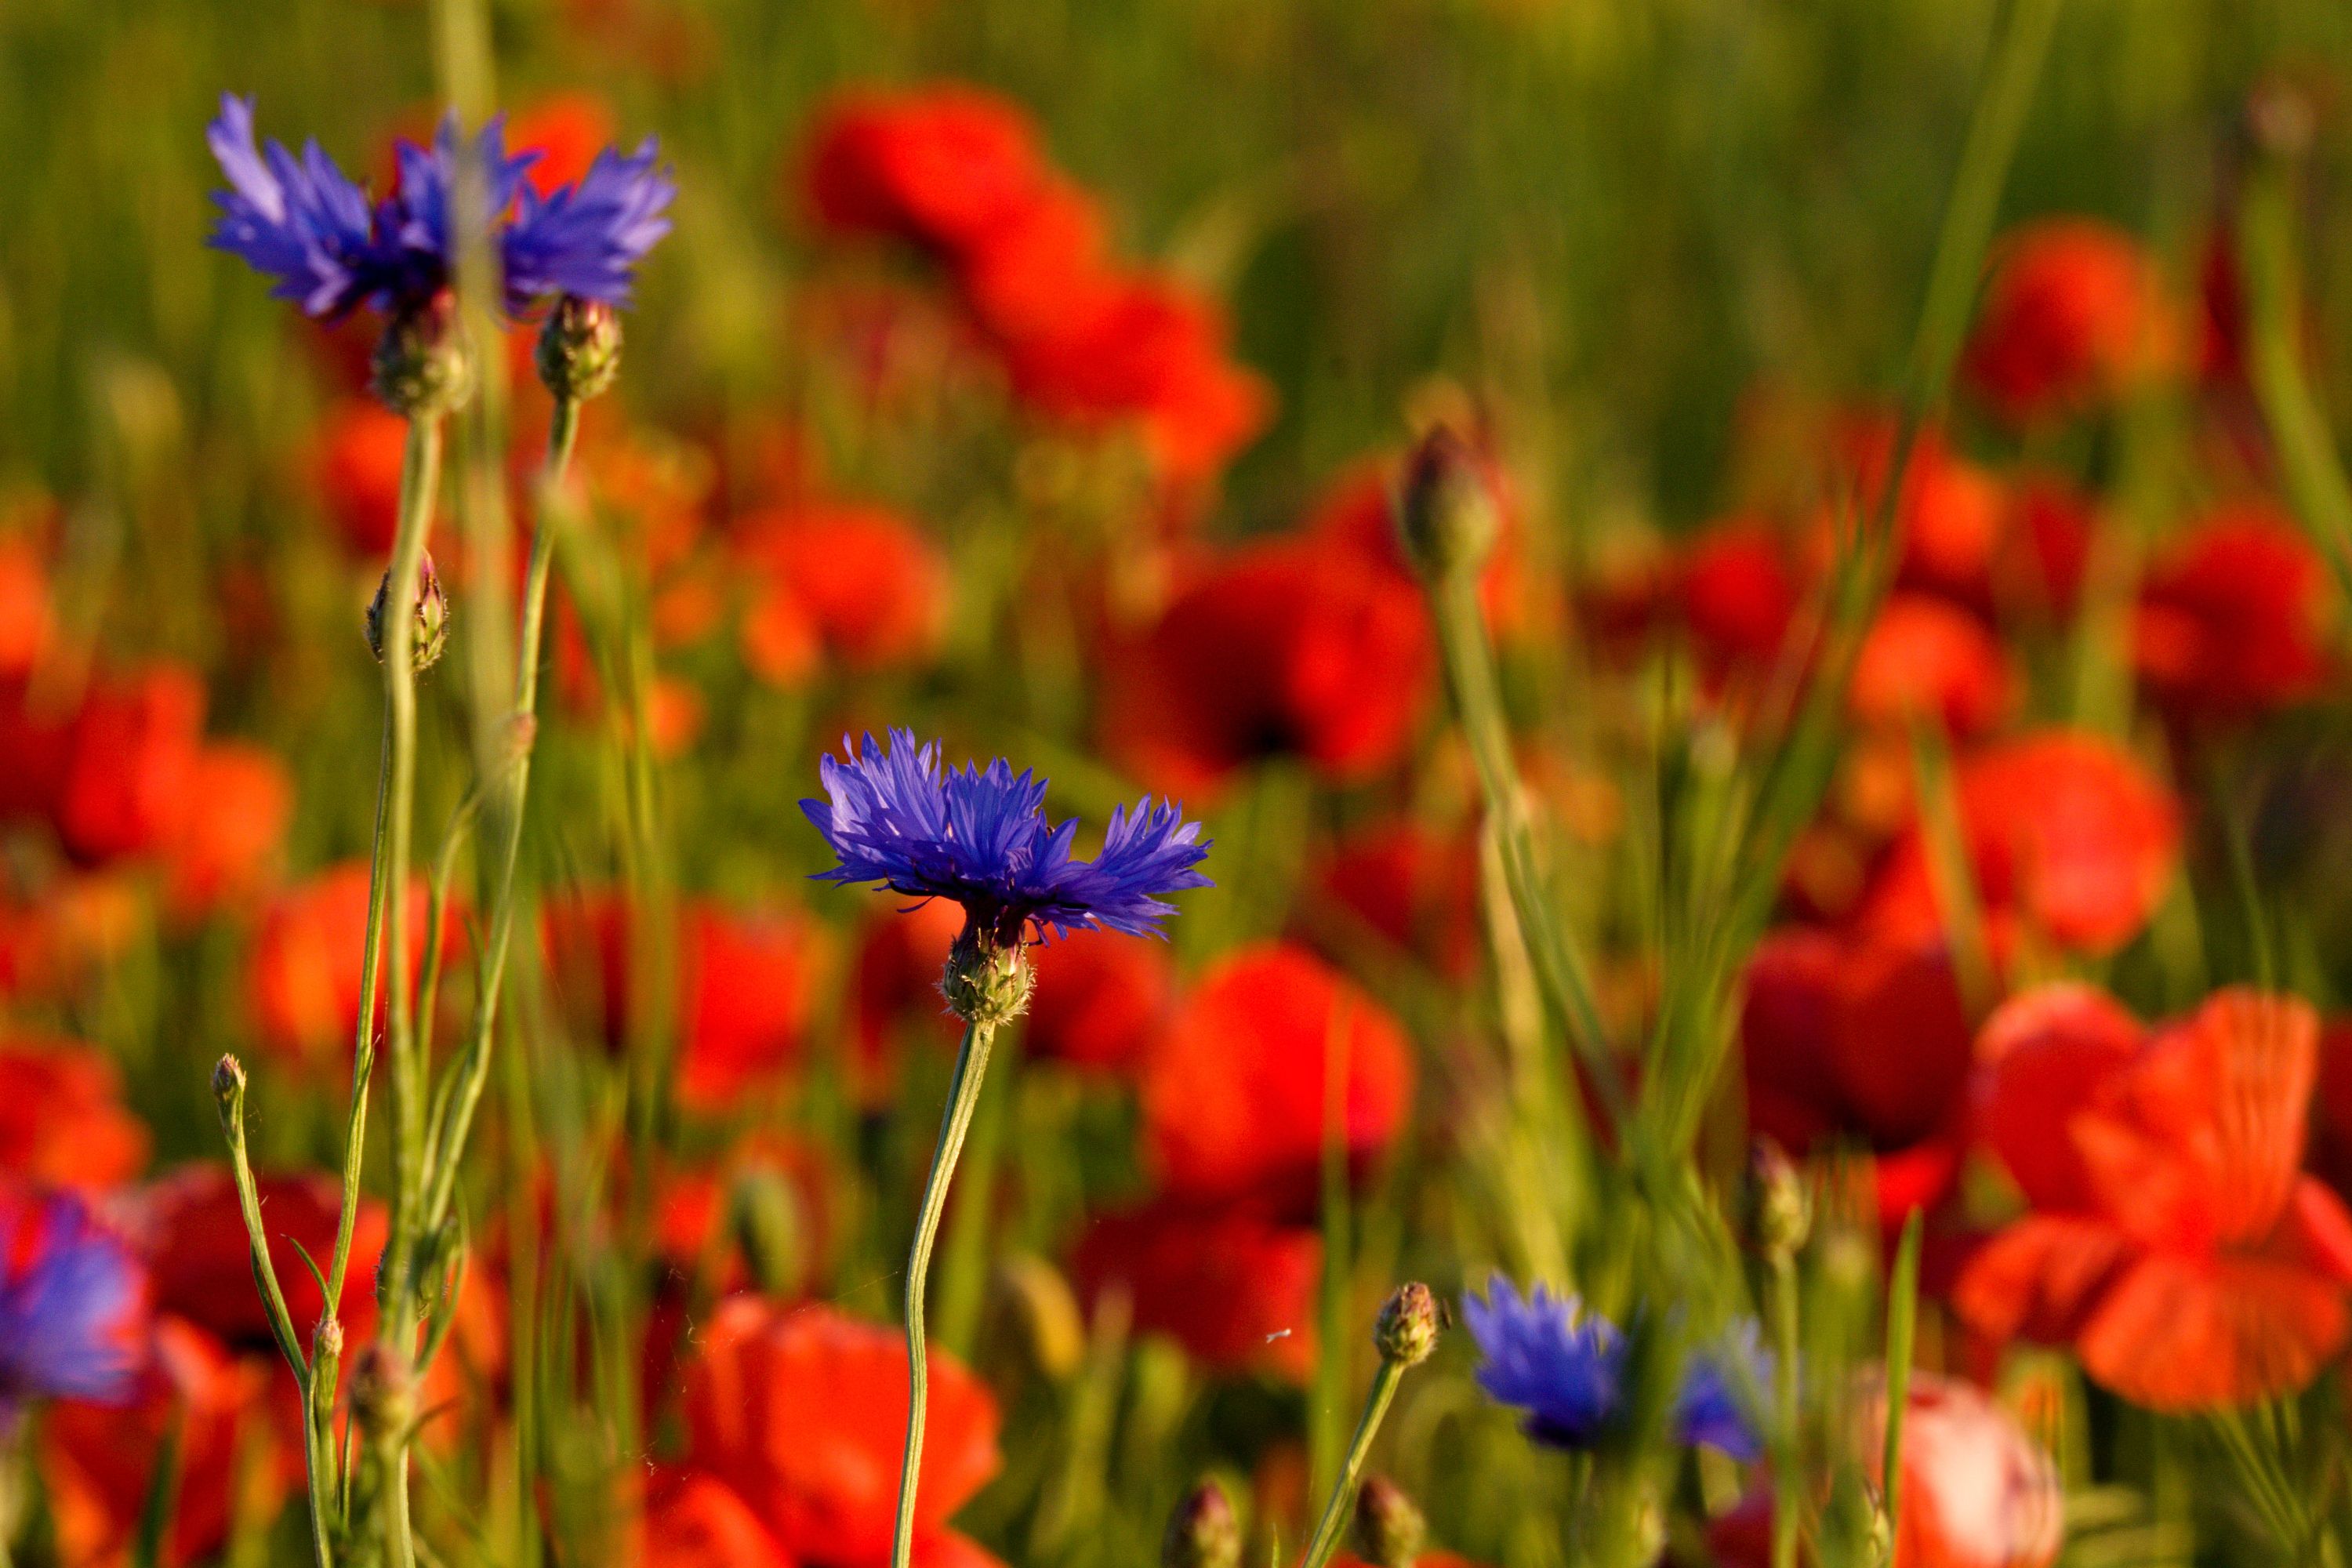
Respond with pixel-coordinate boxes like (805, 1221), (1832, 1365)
(0, 1185), (146, 1428)
(804, 728), (1207, 1568)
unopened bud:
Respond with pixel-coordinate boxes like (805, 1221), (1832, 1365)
(1162, 1479), (1240, 1568)
(1374, 1281), (1445, 1367)
(367, 550), (452, 674)
(536, 295), (625, 403)
(1394, 423), (1500, 583)
(1746, 1139), (1813, 1261)
(211, 1054), (247, 1110)
(2248, 80), (2316, 161)
(939, 924), (1033, 1029)
(371, 293), (475, 418)
(1353, 1475), (1426, 1568)
(314, 1316), (345, 1364)
(348, 1344), (416, 1437)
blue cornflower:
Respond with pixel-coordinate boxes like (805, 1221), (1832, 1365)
(801, 729), (1211, 946)
(1674, 1319), (1770, 1461)
(0, 1186), (145, 1420)
(205, 94), (673, 319)
(1463, 1276), (1628, 1449)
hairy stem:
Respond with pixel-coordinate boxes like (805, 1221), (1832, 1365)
(1299, 1360), (1407, 1568)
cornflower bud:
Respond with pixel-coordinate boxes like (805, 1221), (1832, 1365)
(1394, 423), (1500, 583)
(367, 550), (452, 674)
(371, 292), (475, 419)
(1746, 1138), (1813, 1261)
(1374, 1281), (1445, 1367)
(1162, 1479), (1241, 1568)
(939, 924), (1035, 1030)
(537, 295), (625, 403)
(210, 1053), (247, 1112)
(348, 1344), (416, 1438)
(1353, 1475), (1426, 1568)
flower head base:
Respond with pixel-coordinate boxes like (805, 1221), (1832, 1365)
(801, 729), (1211, 953)
(206, 94), (674, 325)
(1375, 1279), (1446, 1366)
(371, 292), (476, 417)
(0, 1185), (146, 1425)
(537, 295), (625, 402)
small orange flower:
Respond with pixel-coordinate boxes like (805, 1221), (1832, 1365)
(1859, 1372), (2064, 1568)
(1024, 929), (1174, 1076)
(802, 86), (1051, 256)
(246, 861), (440, 1075)
(737, 502), (949, 684)
(308, 398), (411, 555)
(1849, 594), (2014, 739)
(160, 743), (292, 921)
(0, 1037), (148, 1190)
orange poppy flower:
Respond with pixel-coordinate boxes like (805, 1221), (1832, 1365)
(160, 743), (292, 920)
(1308, 818), (1483, 982)
(802, 86), (1051, 256)
(1142, 943), (1414, 1214)
(1848, 594), (2015, 739)
(0, 1037), (148, 1190)
(737, 502), (949, 684)
(642, 1471), (797, 1568)
(678, 1297), (1000, 1568)
(508, 92), (619, 195)
(1860, 1371), (2065, 1568)
(309, 398), (411, 556)
(1957, 987), (2352, 1410)
(45, 666), (208, 869)
(246, 861), (440, 1075)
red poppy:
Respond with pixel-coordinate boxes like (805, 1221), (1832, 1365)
(1142, 943), (1414, 1213)
(144, 1164), (388, 1355)
(737, 502), (949, 685)
(679, 1297), (1001, 1568)
(1963, 220), (2172, 424)
(846, 897), (964, 1103)
(1861, 731), (2180, 957)
(0, 1036), (148, 1190)
(0, 530), (55, 679)
(1025, 929), (1174, 1076)
(1069, 1200), (1321, 1382)
(1308, 818), (1483, 981)
(953, 178), (1116, 346)
(1848, 594), (2014, 739)
(803, 86), (1051, 257)
(1677, 519), (1802, 684)
(247, 861), (439, 1075)
(2134, 503), (2333, 720)
(161, 743), (292, 920)
(1957, 987), (2352, 1409)
(44, 1316), (290, 1568)
(1100, 537), (1436, 799)
(43, 666), (209, 868)
(1987, 474), (2095, 624)
(642, 1471), (797, 1568)
(309, 398), (411, 555)
(1857, 1371), (2065, 1568)
(508, 92), (619, 195)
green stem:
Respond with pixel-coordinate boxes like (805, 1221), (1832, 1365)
(327, 702), (394, 1319)
(1880, 1210), (1926, 1548)
(891, 1017), (1000, 1568)
(1768, 1251), (1801, 1568)
(934, 1024), (1017, 1359)
(1299, 1360), (1406, 1568)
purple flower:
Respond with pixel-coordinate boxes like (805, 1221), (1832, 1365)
(801, 729), (1211, 945)
(1463, 1277), (1627, 1449)
(0, 1185), (146, 1420)
(1675, 1319), (1769, 1461)
(205, 94), (674, 319)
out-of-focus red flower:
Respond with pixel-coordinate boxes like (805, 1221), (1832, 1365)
(1957, 987), (2352, 1410)
(144, 1165), (387, 1354)
(803, 86), (1050, 256)
(0, 1037), (147, 1190)
(955, 178), (1116, 345)
(1970, 984), (2143, 1214)
(1070, 1201), (1320, 1382)
(1861, 731), (2180, 957)
(1025, 930), (1174, 1075)
(1849, 594), (2014, 738)
(679, 1297), (1000, 1568)
(642, 1471), (797, 1568)
(508, 92), (619, 195)
(847, 897), (964, 1104)
(1100, 537), (1436, 799)
(1308, 818), (1482, 981)
(1304, 453), (1528, 633)
(161, 743), (292, 920)
(1678, 519), (1802, 684)
(247, 861), (438, 1075)
(737, 502), (949, 685)
(1990, 475), (2096, 623)
(44, 1317), (289, 1568)
(1000, 274), (1272, 486)
(45, 666), (208, 868)
(0, 532), (55, 678)
(2135, 503), (2333, 721)
(544, 892), (830, 1111)
(1739, 927), (1973, 1224)
(309, 399), (410, 556)
(1857, 1371), (2064, 1568)
(1963, 219), (2172, 424)
(1142, 943), (1414, 1213)
(2198, 228), (2249, 390)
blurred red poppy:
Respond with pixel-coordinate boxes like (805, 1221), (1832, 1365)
(737, 501), (949, 685)
(509, 92), (619, 195)
(1142, 942), (1414, 1214)
(30, 666), (209, 869)
(161, 743), (292, 920)
(1100, 536), (1435, 798)
(679, 1297), (1000, 1568)
(1069, 1200), (1320, 1382)
(1308, 818), (1483, 981)
(0, 1036), (148, 1190)
(0, 531), (56, 678)
(1963, 219), (2172, 424)
(1848, 594), (2014, 739)
(144, 1164), (387, 1355)
(804, 86), (1051, 258)
(309, 398), (410, 556)
(45, 1316), (289, 1568)
(954, 178), (1116, 346)
(1675, 518), (1802, 685)
(1861, 731), (2180, 957)
(1957, 988), (2352, 1409)
(1969, 984), (2143, 1214)
(1025, 929), (1174, 1075)
(1858, 1371), (2064, 1568)
(642, 1471), (797, 1568)
(247, 861), (439, 1075)
(2135, 503), (2333, 721)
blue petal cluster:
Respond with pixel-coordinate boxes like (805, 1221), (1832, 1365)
(802, 729), (1211, 944)
(1464, 1276), (1766, 1459)
(0, 1187), (144, 1417)
(206, 94), (674, 319)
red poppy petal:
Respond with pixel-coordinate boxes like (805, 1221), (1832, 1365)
(2077, 1251), (2348, 1411)
(1972, 983), (2143, 1212)
(1952, 1214), (2136, 1346)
